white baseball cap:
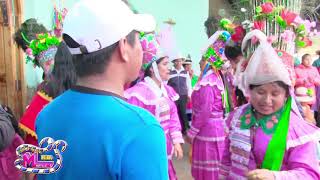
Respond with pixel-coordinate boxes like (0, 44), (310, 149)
(63, 0), (156, 55)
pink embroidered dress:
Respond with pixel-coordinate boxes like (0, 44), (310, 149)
(295, 64), (320, 104)
(125, 77), (184, 180)
(220, 104), (320, 179)
(187, 69), (227, 179)
(220, 29), (320, 180)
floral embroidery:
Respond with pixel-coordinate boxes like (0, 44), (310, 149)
(240, 106), (283, 134)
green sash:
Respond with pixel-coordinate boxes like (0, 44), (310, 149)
(261, 97), (292, 170)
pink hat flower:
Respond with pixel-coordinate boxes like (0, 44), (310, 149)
(261, 2), (274, 14)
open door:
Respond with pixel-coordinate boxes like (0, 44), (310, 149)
(0, 0), (26, 119)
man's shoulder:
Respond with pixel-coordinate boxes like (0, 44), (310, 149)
(117, 100), (160, 126)
(43, 91), (159, 126)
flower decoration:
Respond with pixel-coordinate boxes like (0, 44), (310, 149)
(252, 2), (317, 50)
(303, 37), (313, 47)
(26, 33), (61, 66)
(280, 9), (297, 26)
(219, 19), (246, 43)
(300, 20), (316, 34)
(218, 1), (316, 53)
(25, 47), (35, 65)
(276, 50), (295, 84)
(29, 33), (60, 57)
(281, 30), (296, 43)
(310, 29), (320, 37)
(276, 15), (287, 29)
(294, 16), (304, 25)
(260, 2), (274, 14)
(220, 18), (235, 33)
(254, 20), (265, 30)
(53, 7), (68, 37)
(231, 26), (246, 43)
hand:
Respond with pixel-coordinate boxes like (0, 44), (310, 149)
(189, 144), (192, 164)
(308, 77), (314, 84)
(185, 136), (192, 144)
(246, 169), (275, 180)
(174, 143), (183, 160)
(304, 106), (316, 124)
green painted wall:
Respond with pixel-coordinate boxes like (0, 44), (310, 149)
(129, 0), (208, 74)
(23, 0), (208, 87)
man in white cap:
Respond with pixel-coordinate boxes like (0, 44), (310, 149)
(168, 54), (192, 134)
(35, 0), (168, 179)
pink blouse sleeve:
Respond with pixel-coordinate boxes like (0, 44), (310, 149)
(168, 101), (184, 144)
(273, 142), (320, 180)
(294, 67), (306, 86)
(126, 96), (147, 109)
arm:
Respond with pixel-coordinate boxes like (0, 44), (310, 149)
(186, 73), (192, 97)
(294, 68), (307, 86)
(187, 86), (214, 140)
(169, 101), (184, 144)
(121, 125), (168, 180)
(219, 111), (236, 179)
(0, 106), (15, 151)
(272, 142), (320, 180)
(20, 92), (51, 145)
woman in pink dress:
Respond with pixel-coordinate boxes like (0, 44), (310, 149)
(125, 33), (184, 180)
(295, 53), (320, 106)
(187, 31), (231, 180)
(220, 30), (320, 180)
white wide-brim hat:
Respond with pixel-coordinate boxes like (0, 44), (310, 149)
(170, 52), (185, 62)
(295, 87), (315, 103)
(63, 0), (156, 55)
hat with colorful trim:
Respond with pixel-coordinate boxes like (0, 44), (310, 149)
(202, 31), (231, 69)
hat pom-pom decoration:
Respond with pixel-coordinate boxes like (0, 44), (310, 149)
(219, 18), (236, 33)
(25, 33), (60, 66)
(204, 31), (231, 69)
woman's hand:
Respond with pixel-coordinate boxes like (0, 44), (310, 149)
(174, 143), (183, 160)
(303, 78), (309, 85)
(185, 136), (192, 144)
(247, 169), (275, 180)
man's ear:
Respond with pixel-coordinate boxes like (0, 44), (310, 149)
(118, 38), (130, 62)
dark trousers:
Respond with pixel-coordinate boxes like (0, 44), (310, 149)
(175, 95), (189, 134)
(315, 111), (320, 128)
